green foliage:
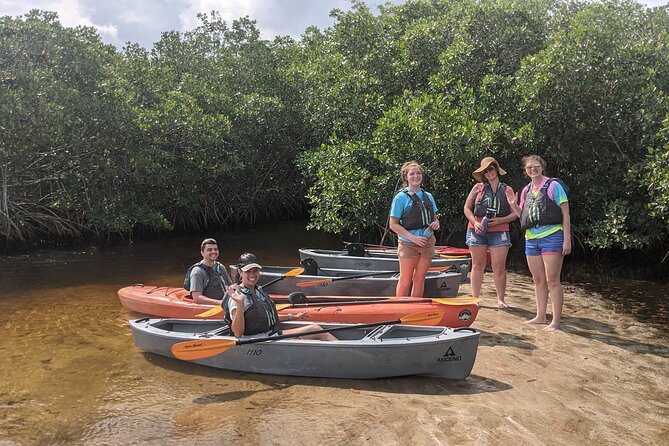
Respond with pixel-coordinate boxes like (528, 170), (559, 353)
(299, 140), (393, 237)
(1, 1), (668, 261)
(645, 116), (669, 222)
(297, 0), (669, 259)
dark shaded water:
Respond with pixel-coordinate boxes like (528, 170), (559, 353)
(0, 221), (666, 445)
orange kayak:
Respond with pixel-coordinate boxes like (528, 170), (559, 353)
(117, 285), (478, 327)
(363, 245), (491, 267)
(364, 245), (470, 256)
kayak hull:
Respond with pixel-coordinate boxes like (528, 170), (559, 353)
(230, 265), (461, 298)
(130, 318), (480, 379)
(118, 285), (478, 327)
(299, 248), (472, 282)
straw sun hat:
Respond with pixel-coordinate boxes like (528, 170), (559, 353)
(472, 157), (507, 182)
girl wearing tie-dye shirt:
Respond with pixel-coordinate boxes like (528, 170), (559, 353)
(507, 155), (571, 332)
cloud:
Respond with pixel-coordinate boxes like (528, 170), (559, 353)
(1, 0), (119, 41)
(3, 0), (667, 50)
(177, 0), (384, 40)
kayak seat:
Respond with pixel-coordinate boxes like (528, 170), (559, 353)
(346, 243), (367, 257)
(288, 292), (308, 304)
(299, 257), (319, 276)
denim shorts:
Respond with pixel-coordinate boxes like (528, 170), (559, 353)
(525, 231), (564, 256)
(466, 230), (512, 248)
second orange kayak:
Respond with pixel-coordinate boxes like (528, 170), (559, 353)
(118, 285), (478, 327)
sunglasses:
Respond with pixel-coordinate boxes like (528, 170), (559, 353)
(483, 165), (496, 174)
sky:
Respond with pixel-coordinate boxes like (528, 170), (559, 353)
(1, 0), (667, 50)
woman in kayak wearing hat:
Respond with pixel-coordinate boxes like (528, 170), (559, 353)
(389, 161), (440, 297)
(463, 157), (517, 309)
(224, 253), (337, 340)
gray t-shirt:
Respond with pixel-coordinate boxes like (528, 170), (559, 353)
(189, 262), (230, 300)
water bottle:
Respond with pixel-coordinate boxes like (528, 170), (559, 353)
(423, 227), (434, 238)
(477, 216), (489, 235)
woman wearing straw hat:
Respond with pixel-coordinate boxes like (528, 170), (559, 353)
(464, 157), (517, 309)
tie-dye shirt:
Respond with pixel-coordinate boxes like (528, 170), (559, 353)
(519, 176), (569, 240)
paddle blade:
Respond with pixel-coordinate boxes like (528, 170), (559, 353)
(285, 267), (305, 277)
(275, 303), (292, 311)
(432, 297), (480, 306)
(439, 254), (468, 259)
(196, 306), (224, 318)
(171, 339), (237, 360)
(296, 278), (332, 287)
(427, 266), (455, 272)
(398, 311), (444, 326)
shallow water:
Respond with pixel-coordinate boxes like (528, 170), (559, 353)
(0, 222), (667, 445)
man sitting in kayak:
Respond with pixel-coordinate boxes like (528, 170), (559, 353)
(225, 253), (337, 341)
(186, 238), (233, 305)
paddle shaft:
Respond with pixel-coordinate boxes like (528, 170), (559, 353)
(296, 266), (452, 287)
(345, 242), (468, 255)
(283, 298), (469, 308)
(237, 318), (402, 346)
(171, 310), (444, 360)
(276, 297), (479, 310)
(262, 275), (286, 288)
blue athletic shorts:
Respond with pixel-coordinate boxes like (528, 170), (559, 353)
(525, 231), (564, 256)
(466, 230), (512, 248)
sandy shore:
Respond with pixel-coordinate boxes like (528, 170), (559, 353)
(143, 271), (668, 445)
(0, 270), (667, 445)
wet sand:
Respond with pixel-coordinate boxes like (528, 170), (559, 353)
(0, 268), (667, 445)
(146, 273), (668, 446)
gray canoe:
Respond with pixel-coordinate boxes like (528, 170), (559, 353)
(230, 265), (461, 298)
(299, 248), (472, 282)
(130, 318), (480, 380)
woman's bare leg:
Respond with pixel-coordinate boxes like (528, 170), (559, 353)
(396, 255), (419, 297)
(410, 254), (433, 297)
(489, 246), (510, 309)
(468, 245), (488, 298)
(526, 255), (548, 324)
(542, 254), (565, 332)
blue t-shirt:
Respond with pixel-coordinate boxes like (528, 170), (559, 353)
(389, 188), (439, 243)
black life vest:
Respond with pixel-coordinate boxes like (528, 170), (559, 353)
(399, 189), (435, 230)
(473, 182), (511, 218)
(520, 179), (566, 230)
(184, 261), (231, 300)
(223, 285), (279, 335)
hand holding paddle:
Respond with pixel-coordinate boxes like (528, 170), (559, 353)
(172, 310), (445, 360)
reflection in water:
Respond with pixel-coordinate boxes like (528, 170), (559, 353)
(0, 221), (667, 445)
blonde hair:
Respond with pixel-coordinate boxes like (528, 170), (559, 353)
(400, 161), (424, 187)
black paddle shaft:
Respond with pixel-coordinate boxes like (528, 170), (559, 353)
(236, 319), (403, 346)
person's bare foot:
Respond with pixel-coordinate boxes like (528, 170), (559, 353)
(544, 323), (560, 332)
(525, 316), (547, 324)
(497, 299), (508, 310)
